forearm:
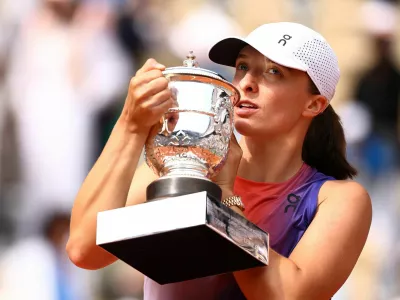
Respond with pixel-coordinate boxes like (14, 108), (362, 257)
(220, 190), (312, 300)
(234, 250), (306, 300)
(67, 119), (147, 269)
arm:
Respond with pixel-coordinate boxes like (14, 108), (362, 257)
(67, 58), (172, 270)
(66, 121), (147, 270)
(232, 180), (372, 300)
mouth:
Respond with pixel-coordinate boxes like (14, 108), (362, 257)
(236, 100), (259, 109)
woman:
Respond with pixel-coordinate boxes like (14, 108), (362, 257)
(67, 22), (372, 299)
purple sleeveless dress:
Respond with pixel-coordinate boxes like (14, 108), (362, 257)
(144, 164), (334, 300)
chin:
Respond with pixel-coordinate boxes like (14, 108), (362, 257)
(234, 119), (279, 138)
(234, 119), (258, 137)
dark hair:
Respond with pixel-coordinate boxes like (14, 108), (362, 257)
(302, 80), (357, 180)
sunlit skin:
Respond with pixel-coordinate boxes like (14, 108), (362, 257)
(233, 46), (326, 139)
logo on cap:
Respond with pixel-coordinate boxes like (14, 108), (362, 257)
(278, 34), (292, 46)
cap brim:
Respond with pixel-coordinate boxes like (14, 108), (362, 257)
(209, 37), (249, 67)
(209, 37), (308, 72)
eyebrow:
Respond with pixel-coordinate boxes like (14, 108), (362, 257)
(265, 58), (280, 65)
(236, 53), (291, 73)
(266, 58), (291, 72)
(237, 53), (248, 59)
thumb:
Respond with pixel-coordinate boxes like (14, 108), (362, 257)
(230, 131), (240, 147)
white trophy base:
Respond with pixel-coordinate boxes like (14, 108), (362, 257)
(96, 191), (269, 284)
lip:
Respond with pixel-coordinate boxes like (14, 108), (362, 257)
(236, 99), (259, 109)
(235, 99), (259, 118)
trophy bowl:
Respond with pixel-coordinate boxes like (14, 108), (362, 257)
(144, 52), (240, 202)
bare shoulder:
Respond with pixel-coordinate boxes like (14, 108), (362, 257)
(319, 180), (371, 202)
(318, 179), (372, 219)
(289, 179), (372, 296)
(126, 162), (159, 206)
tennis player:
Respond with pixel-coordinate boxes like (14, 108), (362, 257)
(67, 22), (372, 300)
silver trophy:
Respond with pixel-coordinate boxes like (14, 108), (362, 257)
(96, 52), (269, 285)
(145, 51), (238, 202)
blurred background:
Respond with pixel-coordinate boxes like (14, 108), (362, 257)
(0, 0), (399, 299)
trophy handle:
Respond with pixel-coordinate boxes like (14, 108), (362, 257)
(213, 94), (229, 134)
(159, 115), (172, 136)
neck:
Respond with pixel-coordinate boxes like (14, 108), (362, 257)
(238, 134), (305, 183)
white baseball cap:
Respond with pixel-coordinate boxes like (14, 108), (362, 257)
(209, 22), (340, 102)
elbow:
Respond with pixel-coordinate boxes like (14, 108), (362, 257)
(66, 234), (116, 270)
(66, 236), (88, 269)
(66, 236), (98, 270)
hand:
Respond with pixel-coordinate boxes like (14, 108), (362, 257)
(119, 58), (173, 136)
(159, 87), (179, 135)
(212, 133), (243, 194)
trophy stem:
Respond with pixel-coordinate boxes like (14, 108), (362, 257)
(163, 156), (209, 179)
(146, 177), (222, 202)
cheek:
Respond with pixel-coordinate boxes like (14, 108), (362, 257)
(236, 87), (305, 135)
(232, 75), (241, 89)
(261, 88), (303, 121)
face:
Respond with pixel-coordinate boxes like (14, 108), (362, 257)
(232, 46), (325, 138)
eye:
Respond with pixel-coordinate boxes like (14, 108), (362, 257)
(267, 67), (280, 75)
(236, 63), (248, 71)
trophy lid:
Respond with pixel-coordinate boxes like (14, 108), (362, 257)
(163, 51), (226, 80)
(162, 51), (239, 105)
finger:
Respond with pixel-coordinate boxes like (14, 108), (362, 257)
(170, 87), (179, 106)
(136, 58), (165, 76)
(148, 97), (175, 116)
(130, 69), (165, 91)
(142, 89), (173, 109)
(229, 133), (242, 157)
(154, 97), (175, 112)
(135, 77), (170, 102)
(231, 131), (239, 145)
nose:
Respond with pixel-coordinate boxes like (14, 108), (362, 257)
(239, 72), (259, 95)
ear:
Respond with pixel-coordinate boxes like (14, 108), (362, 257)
(302, 95), (328, 118)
